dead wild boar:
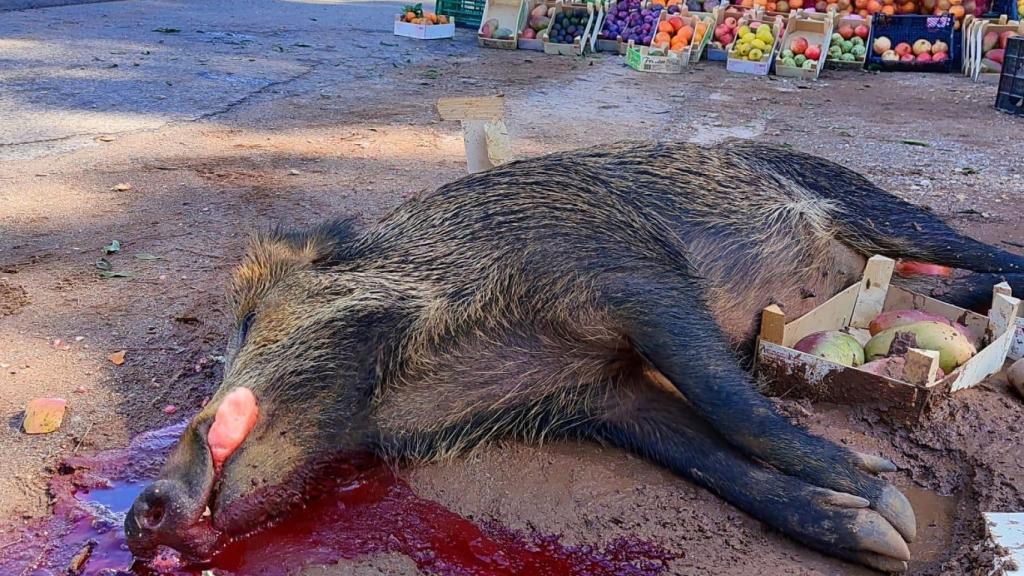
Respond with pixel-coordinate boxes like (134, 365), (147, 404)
(125, 140), (1023, 572)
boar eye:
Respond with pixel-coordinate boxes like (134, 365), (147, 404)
(238, 312), (255, 345)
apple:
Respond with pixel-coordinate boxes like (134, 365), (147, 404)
(725, 16), (738, 28)
(838, 24), (854, 39)
(881, 49), (899, 62)
(854, 24), (869, 39)
(805, 44), (821, 60)
(913, 39), (932, 55)
(895, 42), (912, 56)
(873, 35), (891, 54)
(900, 53), (914, 62)
(916, 52), (932, 63)
(791, 36), (808, 54)
(931, 39), (948, 54)
(931, 50), (948, 63)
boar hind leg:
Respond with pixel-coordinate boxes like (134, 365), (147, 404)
(603, 272), (915, 543)
(588, 386), (910, 572)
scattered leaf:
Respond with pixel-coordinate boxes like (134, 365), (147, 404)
(135, 252), (163, 260)
(153, 27), (181, 33)
(272, 44), (284, 52)
(960, 167), (979, 175)
(97, 135), (116, 142)
(108, 350), (126, 365)
(99, 271), (133, 279)
(423, 69), (441, 79)
(293, 42), (312, 47)
(96, 258), (112, 271)
(104, 239), (121, 254)
(111, 183), (132, 192)
(901, 139), (930, 147)
(23, 398), (68, 434)
(380, 41), (398, 46)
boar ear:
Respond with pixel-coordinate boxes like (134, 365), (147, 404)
(228, 218), (361, 319)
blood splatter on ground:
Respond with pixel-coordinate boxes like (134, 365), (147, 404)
(0, 423), (676, 576)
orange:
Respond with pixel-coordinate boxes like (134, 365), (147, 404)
(789, 0), (804, 7)
(438, 14), (448, 23)
(426, 12), (438, 23)
(949, 4), (965, 16)
(658, 21), (675, 34)
(405, 11), (416, 21)
(867, 0), (882, 11)
(654, 31), (672, 45)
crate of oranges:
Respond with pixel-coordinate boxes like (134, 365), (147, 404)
(395, 3), (455, 39)
(626, 8), (716, 70)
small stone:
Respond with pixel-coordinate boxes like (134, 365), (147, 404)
(23, 398), (68, 434)
(75, 336), (85, 342)
(163, 405), (178, 415)
(108, 350), (126, 365)
(74, 386), (89, 394)
(111, 183), (132, 192)
(288, 169), (300, 176)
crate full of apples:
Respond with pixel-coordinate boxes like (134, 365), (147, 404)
(826, 16), (871, 67)
(776, 9), (834, 78)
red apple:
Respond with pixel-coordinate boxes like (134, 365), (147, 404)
(900, 53), (915, 62)
(931, 50), (948, 63)
(916, 52), (932, 63)
(791, 36), (808, 54)
(805, 44), (821, 60)
(838, 24), (854, 39)
(854, 24), (869, 39)
(724, 16), (738, 28)
(895, 42), (912, 56)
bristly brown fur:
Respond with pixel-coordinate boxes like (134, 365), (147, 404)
(131, 140), (1024, 570)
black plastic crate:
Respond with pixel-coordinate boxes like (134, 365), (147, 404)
(996, 35), (1024, 116)
(865, 14), (957, 72)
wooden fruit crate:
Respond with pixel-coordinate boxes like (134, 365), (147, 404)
(478, 0), (524, 48)
(726, 17), (785, 75)
(707, 5), (751, 61)
(775, 9), (834, 79)
(542, 2), (596, 55)
(826, 14), (871, 70)
(757, 255), (1020, 420)
(517, 0), (551, 50)
(963, 15), (1023, 80)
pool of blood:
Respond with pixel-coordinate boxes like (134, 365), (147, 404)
(0, 423), (676, 576)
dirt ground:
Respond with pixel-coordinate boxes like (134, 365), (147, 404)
(1, 0), (1023, 574)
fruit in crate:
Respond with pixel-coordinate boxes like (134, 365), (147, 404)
(732, 22), (776, 61)
(793, 331), (865, 367)
(712, 15), (739, 48)
(864, 321), (976, 373)
(547, 8), (590, 44)
(401, 3), (446, 24)
(978, 31), (1016, 73)
(601, 1), (660, 45)
(872, 35), (891, 54)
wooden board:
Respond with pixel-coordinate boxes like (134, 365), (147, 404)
(782, 282), (860, 347)
(437, 96), (506, 121)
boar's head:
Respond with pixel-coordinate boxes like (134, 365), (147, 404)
(125, 222), (398, 560)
